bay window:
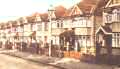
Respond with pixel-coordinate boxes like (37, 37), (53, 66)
(73, 17), (90, 27)
(112, 9), (120, 22)
(63, 20), (72, 28)
(104, 9), (120, 23)
(24, 24), (31, 32)
(51, 20), (63, 28)
(17, 26), (23, 32)
(112, 33), (120, 47)
(77, 35), (91, 47)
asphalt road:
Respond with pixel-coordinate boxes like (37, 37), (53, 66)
(0, 54), (59, 69)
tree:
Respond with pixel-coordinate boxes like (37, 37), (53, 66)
(55, 5), (66, 18)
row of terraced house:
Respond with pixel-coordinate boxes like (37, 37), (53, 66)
(0, 0), (120, 62)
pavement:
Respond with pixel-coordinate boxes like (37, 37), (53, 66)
(0, 54), (60, 69)
(0, 49), (119, 69)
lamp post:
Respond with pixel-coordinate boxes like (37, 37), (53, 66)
(48, 5), (55, 57)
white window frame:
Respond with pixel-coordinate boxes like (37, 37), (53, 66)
(37, 23), (42, 31)
(112, 33), (120, 47)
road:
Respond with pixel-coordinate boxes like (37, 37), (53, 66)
(0, 54), (59, 69)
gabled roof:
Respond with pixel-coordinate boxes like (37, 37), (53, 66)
(32, 0), (109, 21)
(105, 0), (120, 8)
(40, 6), (66, 21)
(105, 0), (112, 8)
(94, 0), (109, 15)
(96, 25), (112, 35)
(26, 16), (36, 23)
(64, 9), (71, 17)
(23, 17), (28, 23)
(77, 0), (98, 14)
(69, 5), (83, 16)
(35, 13), (42, 22)
(11, 21), (18, 27)
(40, 13), (49, 21)
(77, 0), (109, 15)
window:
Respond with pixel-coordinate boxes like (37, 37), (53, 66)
(44, 22), (48, 31)
(113, 9), (118, 22)
(79, 19), (83, 27)
(64, 20), (72, 28)
(105, 14), (112, 23)
(87, 36), (90, 40)
(36, 36), (42, 42)
(11, 27), (16, 32)
(57, 23), (59, 28)
(117, 9), (120, 21)
(59, 20), (63, 28)
(73, 18), (88, 27)
(82, 19), (87, 27)
(117, 33), (119, 46)
(37, 23), (42, 31)
(51, 21), (57, 28)
(61, 22), (63, 28)
(112, 33), (120, 47)
(83, 36), (85, 39)
(112, 9), (120, 22)
(56, 20), (59, 28)
(17, 26), (23, 32)
(32, 24), (37, 31)
(79, 36), (81, 39)
(112, 34), (115, 47)
(78, 35), (91, 47)
(87, 36), (91, 47)
(24, 24), (31, 32)
(44, 36), (47, 43)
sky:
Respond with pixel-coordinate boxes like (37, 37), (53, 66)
(0, 0), (81, 22)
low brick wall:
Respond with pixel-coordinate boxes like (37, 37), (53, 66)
(64, 51), (81, 59)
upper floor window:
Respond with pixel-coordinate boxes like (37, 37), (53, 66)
(24, 24), (31, 32)
(37, 23), (42, 31)
(112, 9), (120, 22)
(63, 20), (72, 28)
(105, 14), (112, 23)
(51, 21), (56, 28)
(57, 21), (60, 28)
(56, 20), (63, 28)
(61, 21), (63, 28)
(32, 24), (37, 31)
(44, 22), (48, 31)
(17, 26), (23, 32)
(73, 18), (90, 27)
(11, 27), (16, 32)
(57, 23), (59, 28)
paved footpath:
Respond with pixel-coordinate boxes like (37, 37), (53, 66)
(0, 49), (119, 69)
(0, 54), (60, 69)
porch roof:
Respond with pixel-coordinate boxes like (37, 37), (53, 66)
(96, 26), (112, 35)
(59, 30), (75, 37)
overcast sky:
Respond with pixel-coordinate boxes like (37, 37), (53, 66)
(0, 0), (81, 22)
